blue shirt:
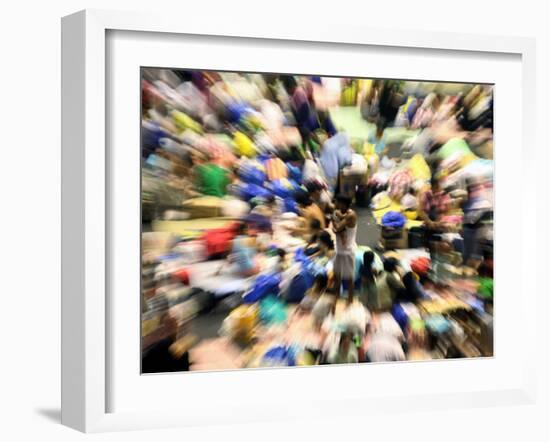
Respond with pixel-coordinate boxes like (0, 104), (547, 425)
(232, 236), (255, 272)
(319, 133), (352, 182)
(367, 132), (387, 155)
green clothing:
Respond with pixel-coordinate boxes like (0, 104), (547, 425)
(195, 163), (230, 197)
(367, 271), (405, 311)
(436, 137), (473, 160)
(478, 277), (494, 299)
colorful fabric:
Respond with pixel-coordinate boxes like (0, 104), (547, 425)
(411, 106), (434, 129)
(202, 224), (238, 257)
(381, 211), (406, 229)
(408, 153), (431, 181)
(233, 131), (257, 158)
(195, 163), (230, 197)
(388, 169), (413, 200)
(410, 257), (431, 276)
(239, 161), (267, 186)
(366, 132), (387, 155)
(172, 110), (203, 133)
(265, 157), (288, 181)
(200, 135), (236, 169)
(231, 236), (255, 274)
(478, 277), (494, 299)
(436, 137), (477, 168)
(400, 193), (417, 210)
(419, 189), (450, 219)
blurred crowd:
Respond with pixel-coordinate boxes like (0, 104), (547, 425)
(140, 68), (493, 373)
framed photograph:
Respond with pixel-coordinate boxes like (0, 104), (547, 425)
(62, 9), (537, 433)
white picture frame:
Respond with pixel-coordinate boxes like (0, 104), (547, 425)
(61, 9), (537, 433)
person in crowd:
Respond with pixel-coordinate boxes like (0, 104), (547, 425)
(305, 180), (334, 226)
(308, 230), (335, 262)
(318, 130), (353, 194)
(192, 152), (231, 197)
(397, 270), (428, 303)
(405, 319), (432, 361)
(369, 257), (405, 311)
(367, 119), (389, 156)
(280, 75), (318, 143)
(411, 92), (438, 129)
(379, 80), (403, 125)
(461, 177), (493, 266)
(311, 286), (338, 330)
(250, 194), (278, 218)
(306, 218), (323, 247)
(331, 195), (358, 305)
(326, 331), (359, 364)
(305, 180), (333, 212)
(417, 176), (450, 251)
(298, 273), (329, 314)
(360, 80), (382, 123)
(316, 110), (338, 137)
(223, 222), (261, 277)
(360, 250), (378, 309)
(291, 190), (326, 237)
(304, 219), (324, 256)
(363, 329), (406, 363)
(276, 248), (288, 273)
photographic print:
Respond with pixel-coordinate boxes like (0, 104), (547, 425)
(141, 68), (494, 373)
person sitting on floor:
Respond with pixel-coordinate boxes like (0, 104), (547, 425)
(275, 248), (288, 273)
(326, 331), (359, 365)
(298, 273), (329, 314)
(224, 222), (260, 278)
(305, 180), (334, 219)
(363, 329), (406, 363)
(291, 190), (326, 238)
(360, 250), (378, 309)
(192, 152), (231, 198)
(369, 257), (405, 312)
(304, 219), (324, 256)
(405, 319), (432, 361)
(307, 230), (335, 263)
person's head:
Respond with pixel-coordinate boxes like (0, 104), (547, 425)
(280, 75), (298, 95)
(236, 221), (248, 236)
(287, 145), (304, 166)
(383, 257), (399, 273)
(265, 194), (276, 207)
(362, 251), (376, 280)
(305, 181), (323, 200)
(277, 248), (287, 261)
(318, 231), (334, 252)
(363, 250), (375, 267)
(295, 190), (313, 208)
(309, 218), (322, 233)
(335, 194), (352, 213)
(313, 273), (328, 293)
